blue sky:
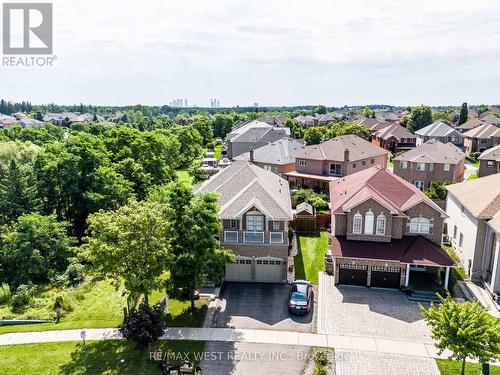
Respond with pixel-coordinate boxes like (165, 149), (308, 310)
(2, 0), (500, 107)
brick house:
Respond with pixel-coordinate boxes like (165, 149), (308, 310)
(414, 120), (464, 147)
(456, 118), (484, 134)
(195, 160), (293, 283)
(330, 166), (454, 290)
(393, 139), (465, 190)
(234, 138), (305, 177)
(478, 144), (500, 178)
(446, 175), (500, 306)
(284, 134), (389, 192)
(371, 123), (417, 152)
(463, 123), (500, 155)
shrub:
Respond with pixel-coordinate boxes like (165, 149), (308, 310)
(313, 367), (327, 375)
(64, 263), (86, 286)
(314, 349), (329, 367)
(120, 301), (166, 349)
(0, 283), (11, 304)
(11, 283), (36, 312)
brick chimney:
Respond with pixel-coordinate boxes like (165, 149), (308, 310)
(344, 148), (350, 162)
(249, 148), (254, 162)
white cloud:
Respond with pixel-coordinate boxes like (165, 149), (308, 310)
(1, 0), (500, 106)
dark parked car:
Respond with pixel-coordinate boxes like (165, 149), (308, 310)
(288, 280), (312, 314)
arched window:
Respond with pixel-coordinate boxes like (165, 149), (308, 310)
(409, 217), (431, 234)
(353, 212), (362, 234)
(364, 210), (374, 235)
(376, 213), (386, 235)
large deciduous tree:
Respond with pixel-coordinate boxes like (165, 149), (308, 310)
(407, 105), (433, 132)
(421, 295), (500, 375)
(1, 213), (74, 286)
(304, 127), (324, 145)
(80, 201), (172, 310)
(149, 183), (233, 310)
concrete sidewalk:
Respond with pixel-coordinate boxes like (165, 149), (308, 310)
(0, 326), (450, 361)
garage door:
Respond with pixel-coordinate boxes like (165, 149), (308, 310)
(225, 258), (252, 282)
(370, 266), (401, 289)
(338, 264), (367, 286)
(255, 258), (283, 283)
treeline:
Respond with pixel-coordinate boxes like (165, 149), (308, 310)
(0, 100), (33, 115)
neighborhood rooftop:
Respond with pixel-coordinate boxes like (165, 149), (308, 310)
(478, 144), (500, 161)
(394, 139), (465, 164)
(463, 122), (500, 139)
(234, 138), (305, 165)
(295, 134), (389, 161)
(415, 120), (458, 137)
(195, 160), (293, 220)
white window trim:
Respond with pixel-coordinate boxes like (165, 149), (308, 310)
(409, 217), (431, 234)
(353, 212), (363, 234)
(364, 210), (374, 235)
(270, 231), (283, 244)
(224, 230), (239, 243)
(229, 219), (238, 229)
(376, 213), (386, 236)
(399, 161), (408, 169)
(444, 163), (450, 172)
(299, 160), (307, 167)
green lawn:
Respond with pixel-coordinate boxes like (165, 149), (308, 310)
(295, 231), (329, 284)
(436, 359), (500, 375)
(467, 172), (478, 181)
(175, 169), (193, 185)
(0, 279), (208, 334)
(0, 340), (206, 375)
(214, 144), (223, 159)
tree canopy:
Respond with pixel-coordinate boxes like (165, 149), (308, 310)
(407, 105), (433, 132)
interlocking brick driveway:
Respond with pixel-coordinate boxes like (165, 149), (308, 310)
(335, 350), (440, 375)
(318, 273), (433, 343)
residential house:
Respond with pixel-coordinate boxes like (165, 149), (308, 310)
(446, 174), (500, 303)
(357, 118), (391, 138)
(371, 123), (417, 152)
(478, 145), (500, 178)
(480, 112), (500, 125)
(463, 123), (500, 155)
(234, 138), (305, 176)
(317, 113), (339, 125)
(375, 111), (401, 122)
(414, 120), (464, 147)
(195, 160), (293, 283)
(456, 118), (484, 133)
(0, 114), (16, 127)
(293, 115), (318, 128)
(330, 166), (454, 289)
(284, 134), (389, 191)
(226, 120), (290, 159)
(393, 139), (465, 190)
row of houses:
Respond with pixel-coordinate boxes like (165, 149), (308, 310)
(195, 156), (499, 309)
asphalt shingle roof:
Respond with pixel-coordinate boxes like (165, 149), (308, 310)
(234, 138), (305, 165)
(415, 121), (461, 138)
(393, 139), (465, 164)
(463, 123), (500, 139)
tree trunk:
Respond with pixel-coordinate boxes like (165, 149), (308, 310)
(461, 357), (466, 375)
(190, 293), (195, 312)
(144, 292), (149, 306)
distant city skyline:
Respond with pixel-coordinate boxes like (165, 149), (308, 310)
(2, 0), (500, 107)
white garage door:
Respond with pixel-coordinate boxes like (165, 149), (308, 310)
(225, 258), (252, 281)
(255, 258), (283, 283)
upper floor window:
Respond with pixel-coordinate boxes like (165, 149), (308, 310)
(371, 159), (374, 164)
(353, 212), (362, 234)
(487, 160), (495, 167)
(329, 163), (342, 176)
(444, 163), (450, 172)
(271, 220), (281, 231)
(414, 181), (425, 191)
(409, 217), (431, 234)
(416, 163), (426, 172)
(229, 219), (238, 229)
(362, 160), (366, 166)
(429, 163), (434, 172)
(263, 165), (272, 171)
(246, 214), (264, 231)
(364, 210), (374, 235)
(399, 161), (408, 169)
(299, 160), (307, 167)
(376, 214), (386, 235)
(352, 163), (357, 168)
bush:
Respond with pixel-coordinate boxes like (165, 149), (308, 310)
(314, 349), (329, 367)
(0, 283), (11, 304)
(11, 283), (36, 312)
(64, 263), (86, 286)
(313, 367), (327, 375)
(119, 301), (166, 349)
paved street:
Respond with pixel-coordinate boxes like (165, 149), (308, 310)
(200, 341), (310, 375)
(212, 282), (316, 333)
(318, 273), (433, 343)
(335, 350), (440, 375)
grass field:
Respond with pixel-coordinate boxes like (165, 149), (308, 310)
(436, 359), (500, 375)
(295, 231), (329, 284)
(0, 340), (206, 375)
(175, 169), (193, 185)
(467, 172), (478, 181)
(0, 279), (208, 334)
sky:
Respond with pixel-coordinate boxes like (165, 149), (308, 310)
(1, 0), (500, 107)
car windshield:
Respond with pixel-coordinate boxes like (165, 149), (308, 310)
(291, 292), (307, 301)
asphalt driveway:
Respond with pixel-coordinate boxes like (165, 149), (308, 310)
(212, 282), (316, 333)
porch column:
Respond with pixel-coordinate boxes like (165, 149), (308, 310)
(404, 263), (410, 287)
(444, 267), (450, 291)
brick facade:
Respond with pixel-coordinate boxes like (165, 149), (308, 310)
(394, 160), (465, 189)
(478, 159), (500, 178)
(295, 154), (388, 178)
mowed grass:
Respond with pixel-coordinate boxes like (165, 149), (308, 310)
(0, 280), (208, 334)
(214, 144), (223, 159)
(467, 172), (478, 181)
(436, 359), (500, 375)
(295, 231), (329, 284)
(0, 340), (206, 375)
